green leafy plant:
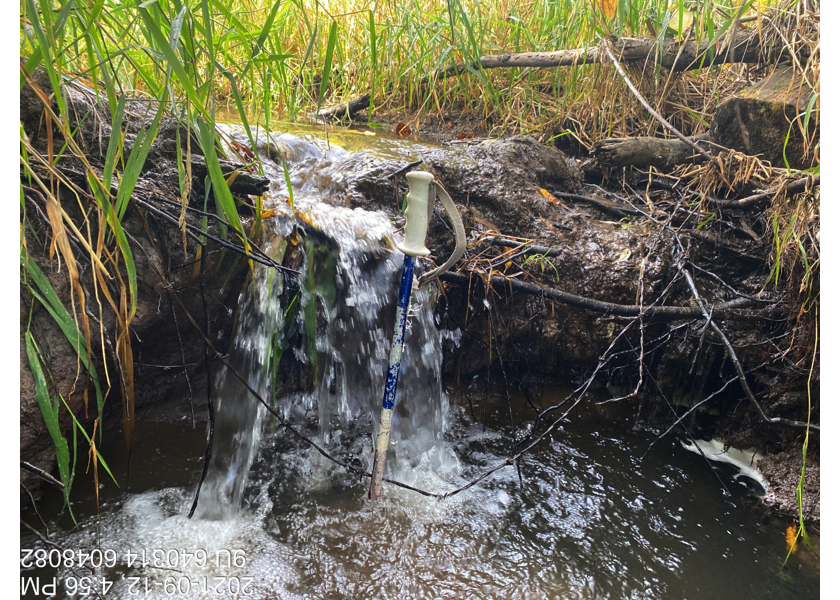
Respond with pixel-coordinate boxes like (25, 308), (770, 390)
(523, 250), (560, 282)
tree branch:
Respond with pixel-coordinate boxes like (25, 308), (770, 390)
(437, 271), (782, 321)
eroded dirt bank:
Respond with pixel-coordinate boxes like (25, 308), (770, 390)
(21, 81), (252, 492)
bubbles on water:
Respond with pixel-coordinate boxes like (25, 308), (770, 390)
(38, 487), (297, 599)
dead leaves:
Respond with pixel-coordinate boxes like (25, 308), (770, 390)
(45, 192), (92, 415)
(677, 149), (772, 199)
(615, 247), (632, 263)
(229, 140), (255, 161)
(539, 188), (562, 205)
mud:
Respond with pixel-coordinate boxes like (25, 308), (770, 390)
(758, 442), (820, 522)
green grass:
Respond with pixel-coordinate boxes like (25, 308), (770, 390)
(20, 0), (774, 140)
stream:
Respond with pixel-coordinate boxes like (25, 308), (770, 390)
(21, 126), (819, 599)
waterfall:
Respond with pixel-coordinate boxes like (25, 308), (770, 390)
(196, 129), (452, 516)
(194, 222), (291, 519)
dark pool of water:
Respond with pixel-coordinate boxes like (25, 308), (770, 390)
(21, 384), (819, 600)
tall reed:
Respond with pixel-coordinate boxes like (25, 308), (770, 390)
(21, 0), (774, 139)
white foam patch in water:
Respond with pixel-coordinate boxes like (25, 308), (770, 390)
(267, 454), (529, 599)
(681, 438), (768, 492)
(55, 487), (302, 599)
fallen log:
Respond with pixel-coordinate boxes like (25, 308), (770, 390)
(424, 30), (775, 82)
(313, 93), (371, 121)
(190, 155), (270, 196)
(591, 135), (712, 170)
(425, 46), (600, 82)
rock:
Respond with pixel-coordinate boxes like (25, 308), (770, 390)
(710, 65), (819, 169)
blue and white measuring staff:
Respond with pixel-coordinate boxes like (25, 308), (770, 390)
(368, 171), (434, 502)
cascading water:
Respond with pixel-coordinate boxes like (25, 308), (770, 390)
(23, 126), (819, 600)
(196, 129), (454, 520)
(192, 230), (287, 520)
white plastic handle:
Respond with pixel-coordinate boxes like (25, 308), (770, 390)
(418, 181), (467, 285)
(398, 171), (433, 257)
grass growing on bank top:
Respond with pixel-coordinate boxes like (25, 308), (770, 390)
(21, 0), (815, 143)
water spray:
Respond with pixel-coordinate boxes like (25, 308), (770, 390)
(368, 170), (466, 502)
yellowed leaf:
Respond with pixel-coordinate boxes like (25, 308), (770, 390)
(225, 170), (241, 187)
(539, 188), (561, 204)
(615, 248), (632, 263)
(296, 211), (318, 228)
(786, 525), (798, 554)
(596, 0), (617, 19)
(46, 194), (92, 414)
(88, 419), (100, 508)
